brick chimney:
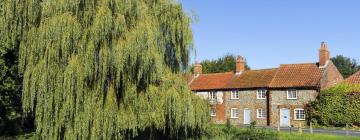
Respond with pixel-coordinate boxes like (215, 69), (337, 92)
(236, 55), (245, 73)
(319, 42), (330, 67)
(194, 61), (202, 76)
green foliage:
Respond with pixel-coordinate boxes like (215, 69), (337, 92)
(331, 55), (360, 78)
(1, 0), (209, 139)
(193, 54), (250, 74)
(0, 46), (23, 136)
(0, 1), (25, 135)
(309, 83), (360, 127)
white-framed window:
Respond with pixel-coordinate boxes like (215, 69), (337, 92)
(294, 109), (305, 120)
(257, 89), (267, 99)
(210, 107), (216, 117)
(209, 91), (217, 104)
(257, 108), (266, 118)
(231, 108), (239, 118)
(287, 89), (297, 99)
(231, 90), (239, 99)
(209, 91), (217, 100)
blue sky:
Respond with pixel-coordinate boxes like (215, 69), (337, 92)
(180, 0), (360, 69)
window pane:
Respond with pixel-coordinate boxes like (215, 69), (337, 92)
(210, 92), (217, 100)
(257, 109), (266, 118)
(232, 91), (239, 99)
(295, 109), (305, 120)
(288, 90), (297, 99)
(232, 108), (239, 118)
(262, 90), (266, 98)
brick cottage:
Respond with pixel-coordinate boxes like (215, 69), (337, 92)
(187, 42), (343, 127)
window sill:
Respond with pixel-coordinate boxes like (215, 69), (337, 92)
(210, 115), (216, 117)
(256, 117), (266, 120)
(257, 98), (266, 100)
(231, 117), (239, 119)
(287, 98), (297, 100)
(230, 98), (239, 100)
(294, 119), (305, 121)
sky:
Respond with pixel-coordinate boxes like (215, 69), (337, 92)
(180, 0), (360, 69)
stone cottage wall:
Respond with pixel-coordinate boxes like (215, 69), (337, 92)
(270, 89), (318, 127)
(225, 90), (268, 126)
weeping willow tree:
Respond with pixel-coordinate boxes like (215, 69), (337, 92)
(0, 0), (209, 139)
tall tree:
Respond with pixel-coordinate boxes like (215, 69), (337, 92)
(331, 55), (360, 78)
(0, 1), (27, 136)
(197, 54), (250, 74)
(1, 0), (208, 139)
(0, 37), (23, 136)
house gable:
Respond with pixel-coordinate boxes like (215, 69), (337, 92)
(319, 61), (344, 89)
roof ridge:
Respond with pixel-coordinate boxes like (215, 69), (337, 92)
(246, 68), (278, 71)
(280, 62), (317, 66)
(201, 71), (234, 75)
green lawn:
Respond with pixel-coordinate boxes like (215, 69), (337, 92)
(8, 127), (360, 140)
(203, 124), (360, 140)
(279, 132), (360, 140)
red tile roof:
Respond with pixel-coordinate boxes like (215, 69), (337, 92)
(188, 63), (327, 90)
(189, 72), (234, 91)
(346, 71), (360, 84)
(269, 63), (321, 88)
(225, 69), (278, 89)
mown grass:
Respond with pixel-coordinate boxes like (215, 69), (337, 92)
(203, 124), (360, 140)
(279, 132), (360, 140)
(8, 125), (360, 140)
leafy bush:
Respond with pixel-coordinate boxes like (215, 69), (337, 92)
(309, 83), (360, 127)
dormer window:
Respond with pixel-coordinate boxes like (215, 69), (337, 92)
(231, 90), (239, 99)
(287, 89), (297, 99)
(257, 89), (266, 99)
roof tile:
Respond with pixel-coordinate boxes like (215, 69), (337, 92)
(269, 63), (321, 88)
(225, 69), (277, 89)
(188, 63), (326, 90)
(346, 70), (360, 84)
(189, 72), (234, 91)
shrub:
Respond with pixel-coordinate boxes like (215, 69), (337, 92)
(309, 83), (360, 127)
